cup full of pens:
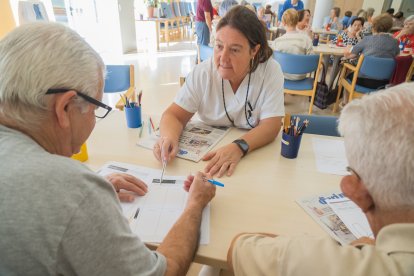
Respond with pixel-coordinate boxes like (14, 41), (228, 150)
(121, 92), (142, 128)
(281, 116), (309, 159)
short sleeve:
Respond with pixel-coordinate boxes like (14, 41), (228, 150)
(56, 178), (167, 276)
(174, 63), (206, 113)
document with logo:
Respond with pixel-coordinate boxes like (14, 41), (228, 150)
(98, 161), (210, 244)
(137, 122), (230, 162)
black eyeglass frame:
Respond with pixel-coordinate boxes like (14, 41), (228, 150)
(46, 88), (112, 119)
(346, 166), (361, 180)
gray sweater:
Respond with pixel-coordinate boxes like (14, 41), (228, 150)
(0, 125), (166, 275)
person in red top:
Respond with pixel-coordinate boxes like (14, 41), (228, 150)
(393, 15), (414, 48)
(195, 0), (213, 46)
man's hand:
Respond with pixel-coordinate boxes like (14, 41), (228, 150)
(105, 173), (148, 202)
(185, 171), (216, 209)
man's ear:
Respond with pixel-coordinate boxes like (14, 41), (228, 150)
(340, 176), (374, 212)
(53, 90), (77, 128)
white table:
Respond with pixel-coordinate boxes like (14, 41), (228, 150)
(85, 111), (343, 270)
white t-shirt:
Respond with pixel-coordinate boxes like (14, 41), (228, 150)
(175, 58), (285, 129)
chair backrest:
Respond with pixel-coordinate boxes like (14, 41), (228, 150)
(104, 65), (133, 93)
(359, 55), (396, 80)
(286, 114), (341, 137)
(172, 1), (180, 17)
(198, 44), (214, 63)
(161, 2), (174, 19)
(273, 51), (320, 75)
(179, 2), (187, 16)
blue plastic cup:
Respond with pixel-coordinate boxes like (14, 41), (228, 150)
(125, 105), (142, 128)
(281, 132), (303, 159)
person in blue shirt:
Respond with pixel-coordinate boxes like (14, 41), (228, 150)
(278, 0), (304, 22)
(342, 10), (352, 29)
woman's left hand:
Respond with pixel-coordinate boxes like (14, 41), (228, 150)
(202, 143), (243, 177)
(105, 173), (148, 202)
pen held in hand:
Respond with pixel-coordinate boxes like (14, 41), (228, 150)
(207, 179), (224, 187)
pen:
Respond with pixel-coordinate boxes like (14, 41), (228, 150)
(138, 91), (142, 106)
(207, 179), (225, 187)
(149, 117), (156, 132)
(160, 159), (167, 184)
(133, 207), (140, 219)
(139, 121), (144, 138)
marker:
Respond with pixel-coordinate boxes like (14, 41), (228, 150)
(207, 179), (225, 187)
(134, 207), (140, 219)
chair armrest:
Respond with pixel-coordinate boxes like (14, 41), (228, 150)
(343, 62), (357, 72)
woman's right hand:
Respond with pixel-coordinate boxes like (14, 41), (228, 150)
(153, 136), (179, 163)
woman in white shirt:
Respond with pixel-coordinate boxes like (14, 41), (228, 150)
(154, 6), (285, 177)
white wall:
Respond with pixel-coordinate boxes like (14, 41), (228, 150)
(118, 0), (137, 54)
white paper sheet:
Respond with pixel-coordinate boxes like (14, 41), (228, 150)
(98, 161), (210, 244)
(327, 198), (374, 239)
(312, 137), (349, 175)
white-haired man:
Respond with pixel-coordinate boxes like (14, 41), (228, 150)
(0, 22), (215, 275)
(227, 83), (414, 275)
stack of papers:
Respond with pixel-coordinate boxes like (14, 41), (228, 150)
(98, 161), (210, 244)
(312, 138), (349, 175)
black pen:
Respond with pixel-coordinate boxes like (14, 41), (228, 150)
(133, 207), (140, 219)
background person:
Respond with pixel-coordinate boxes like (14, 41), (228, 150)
(278, 0), (304, 22)
(297, 9), (312, 38)
(195, 0), (213, 46)
(273, 8), (313, 80)
(0, 22), (216, 276)
(344, 13), (399, 89)
(393, 15), (414, 49)
(154, 6), (284, 178)
(227, 82), (414, 276)
(332, 17), (365, 46)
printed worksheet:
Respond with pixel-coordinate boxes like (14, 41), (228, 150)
(98, 161), (210, 244)
(327, 198), (374, 239)
(312, 138), (349, 175)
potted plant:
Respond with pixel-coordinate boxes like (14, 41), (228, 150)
(144, 0), (158, 18)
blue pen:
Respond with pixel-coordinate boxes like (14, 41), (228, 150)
(207, 179), (225, 187)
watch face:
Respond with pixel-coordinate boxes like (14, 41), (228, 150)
(234, 139), (249, 155)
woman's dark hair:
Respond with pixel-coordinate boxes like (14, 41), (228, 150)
(372, 13), (393, 33)
(386, 8), (394, 15)
(394, 11), (404, 19)
(298, 9), (311, 22)
(332, 7), (341, 17)
(345, 11), (352, 17)
(216, 5), (273, 72)
(351, 17), (365, 26)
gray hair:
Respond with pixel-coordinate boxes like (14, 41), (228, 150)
(405, 15), (414, 23)
(0, 22), (105, 128)
(338, 83), (414, 210)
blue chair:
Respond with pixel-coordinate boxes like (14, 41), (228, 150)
(273, 51), (323, 114)
(333, 54), (396, 112)
(198, 44), (213, 63)
(285, 114), (340, 137)
(104, 65), (135, 111)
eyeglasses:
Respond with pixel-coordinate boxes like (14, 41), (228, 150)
(46, 89), (112, 119)
(346, 166), (361, 180)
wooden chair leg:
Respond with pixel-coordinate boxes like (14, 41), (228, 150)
(333, 81), (343, 113)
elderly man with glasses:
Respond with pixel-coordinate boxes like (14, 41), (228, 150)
(227, 82), (414, 275)
(0, 22), (216, 275)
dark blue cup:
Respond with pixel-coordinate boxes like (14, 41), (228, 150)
(281, 132), (303, 159)
(312, 34), (319, 47)
(125, 105), (142, 128)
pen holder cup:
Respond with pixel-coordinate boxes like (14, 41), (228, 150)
(281, 132), (303, 159)
(125, 105), (142, 128)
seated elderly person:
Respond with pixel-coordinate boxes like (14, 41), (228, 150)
(344, 13), (399, 89)
(228, 82), (414, 276)
(393, 15), (414, 49)
(0, 22), (216, 275)
(273, 8), (313, 80)
(332, 17), (364, 46)
(296, 9), (312, 38)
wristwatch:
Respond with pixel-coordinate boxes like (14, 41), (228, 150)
(233, 139), (249, 157)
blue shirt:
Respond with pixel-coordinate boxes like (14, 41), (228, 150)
(278, 0), (304, 21)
